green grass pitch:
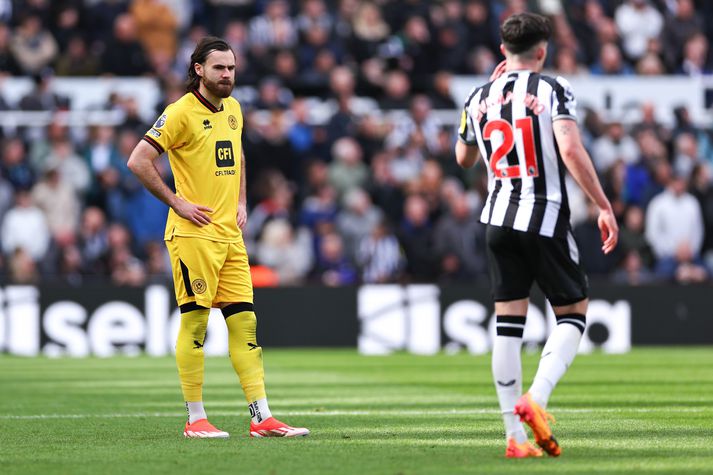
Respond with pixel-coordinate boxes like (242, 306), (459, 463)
(1, 348), (712, 475)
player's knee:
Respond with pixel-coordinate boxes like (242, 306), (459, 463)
(554, 313), (586, 334)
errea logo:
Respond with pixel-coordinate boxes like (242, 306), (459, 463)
(203, 119), (212, 130)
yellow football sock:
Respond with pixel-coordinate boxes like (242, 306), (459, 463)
(175, 305), (210, 402)
(222, 303), (267, 402)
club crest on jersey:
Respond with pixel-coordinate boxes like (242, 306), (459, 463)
(191, 279), (207, 294)
(153, 114), (167, 129)
(228, 115), (238, 130)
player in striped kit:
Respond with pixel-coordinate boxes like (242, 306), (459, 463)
(455, 13), (618, 458)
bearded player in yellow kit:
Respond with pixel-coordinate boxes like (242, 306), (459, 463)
(128, 37), (309, 438)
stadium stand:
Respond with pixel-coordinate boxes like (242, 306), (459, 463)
(0, 0), (712, 286)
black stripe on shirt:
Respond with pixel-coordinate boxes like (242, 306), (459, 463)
(526, 72), (548, 234)
(542, 76), (569, 119)
(501, 73), (522, 228)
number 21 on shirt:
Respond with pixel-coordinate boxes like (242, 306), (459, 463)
(483, 117), (538, 179)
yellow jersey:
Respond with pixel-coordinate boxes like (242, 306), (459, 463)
(143, 89), (244, 243)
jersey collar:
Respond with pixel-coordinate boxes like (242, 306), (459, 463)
(192, 89), (224, 113)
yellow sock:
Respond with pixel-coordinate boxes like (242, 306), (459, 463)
(222, 303), (267, 402)
(175, 305), (210, 402)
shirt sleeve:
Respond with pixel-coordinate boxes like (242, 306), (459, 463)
(142, 104), (184, 154)
(458, 88), (479, 145)
(551, 76), (577, 122)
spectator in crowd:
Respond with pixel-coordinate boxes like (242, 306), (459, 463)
(131, 0), (179, 62)
(256, 218), (313, 285)
(574, 201), (622, 276)
(1, 138), (35, 191)
(591, 119), (640, 173)
(618, 205), (655, 269)
(645, 170), (707, 282)
(1, 189), (50, 262)
(433, 192), (486, 281)
(101, 14), (151, 76)
(244, 171), (294, 248)
(43, 138), (91, 197)
(398, 15), (438, 79)
(10, 14), (58, 75)
(326, 95), (358, 147)
(0, 173), (13, 224)
(144, 240), (170, 283)
(615, 0), (663, 62)
(31, 166), (80, 242)
(52, 5), (82, 50)
(296, 0), (333, 38)
(336, 187), (383, 261)
(379, 70), (412, 110)
(673, 132), (701, 179)
(286, 98), (315, 162)
(310, 230), (357, 286)
(625, 130), (666, 207)
(55, 35), (100, 76)
(300, 177), (337, 222)
(591, 42), (634, 75)
(78, 207), (109, 275)
(386, 95), (441, 154)
(636, 52), (666, 75)
(631, 102), (669, 142)
(688, 163), (713, 264)
(463, 0), (499, 56)
(366, 151), (404, 224)
(398, 193), (435, 281)
(356, 218), (402, 283)
(328, 137), (368, 197)
(349, 1), (390, 64)
(106, 222), (145, 286)
(679, 32), (712, 76)
(661, 0), (702, 72)
(7, 248), (39, 284)
(56, 244), (84, 287)
(19, 69), (69, 111)
(430, 71), (457, 109)
(0, 21), (20, 75)
(249, 0), (297, 51)
(610, 249), (656, 285)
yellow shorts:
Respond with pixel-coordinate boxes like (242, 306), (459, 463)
(166, 235), (253, 308)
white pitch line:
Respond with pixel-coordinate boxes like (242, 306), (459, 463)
(0, 407), (710, 420)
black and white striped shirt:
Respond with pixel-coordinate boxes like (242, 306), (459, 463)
(459, 71), (577, 239)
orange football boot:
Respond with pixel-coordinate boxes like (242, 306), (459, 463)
(183, 419), (230, 438)
(514, 393), (561, 456)
(249, 417), (310, 438)
(505, 437), (544, 458)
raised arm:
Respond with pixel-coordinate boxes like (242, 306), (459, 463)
(553, 119), (618, 254)
(127, 140), (213, 226)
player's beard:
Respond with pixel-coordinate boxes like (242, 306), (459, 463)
(202, 76), (234, 98)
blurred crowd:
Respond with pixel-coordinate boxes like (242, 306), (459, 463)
(0, 0), (713, 287)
